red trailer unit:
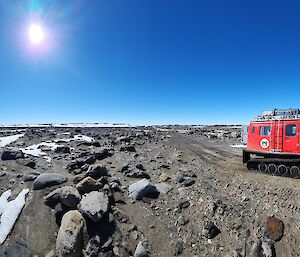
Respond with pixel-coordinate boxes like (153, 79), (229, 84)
(243, 109), (300, 178)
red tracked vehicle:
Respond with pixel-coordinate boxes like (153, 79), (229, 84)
(243, 109), (300, 178)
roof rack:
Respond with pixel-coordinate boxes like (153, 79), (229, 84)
(253, 108), (300, 121)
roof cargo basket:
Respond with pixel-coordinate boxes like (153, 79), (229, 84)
(254, 108), (300, 121)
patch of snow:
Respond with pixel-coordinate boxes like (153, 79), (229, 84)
(0, 188), (29, 244)
(20, 142), (63, 161)
(55, 134), (94, 143)
(0, 134), (25, 147)
(230, 144), (247, 148)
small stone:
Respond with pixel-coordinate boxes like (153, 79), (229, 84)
(183, 178), (195, 187)
(174, 241), (183, 256)
(202, 222), (221, 239)
(265, 216), (284, 241)
(134, 241), (148, 257)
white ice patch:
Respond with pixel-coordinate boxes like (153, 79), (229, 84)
(20, 142), (63, 162)
(230, 144), (247, 148)
(0, 188), (29, 244)
(0, 134), (25, 147)
(55, 134), (94, 143)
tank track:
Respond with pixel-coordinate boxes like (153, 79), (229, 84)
(247, 158), (300, 178)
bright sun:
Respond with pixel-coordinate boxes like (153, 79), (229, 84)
(28, 24), (44, 44)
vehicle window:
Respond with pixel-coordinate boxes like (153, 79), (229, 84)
(260, 126), (271, 136)
(252, 126), (255, 134)
(286, 124), (296, 136)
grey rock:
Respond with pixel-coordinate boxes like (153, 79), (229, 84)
(44, 186), (81, 208)
(5, 239), (32, 257)
(125, 170), (150, 179)
(128, 179), (159, 200)
(174, 241), (183, 256)
(183, 178), (195, 187)
(16, 159), (36, 169)
(67, 156), (96, 171)
(78, 191), (109, 222)
(134, 241), (148, 257)
(154, 182), (172, 194)
(33, 173), (68, 190)
(262, 241), (275, 257)
(56, 210), (84, 257)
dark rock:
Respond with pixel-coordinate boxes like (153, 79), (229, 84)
(54, 203), (65, 226)
(177, 201), (190, 210)
(94, 149), (111, 160)
(44, 186), (81, 208)
(1, 149), (24, 161)
(136, 164), (145, 170)
(54, 146), (71, 154)
(79, 141), (101, 147)
(120, 145), (136, 152)
(86, 164), (108, 179)
(202, 222), (221, 239)
(33, 173), (68, 190)
(182, 170), (197, 177)
(67, 156), (96, 171)
(174, 241), (183, 256)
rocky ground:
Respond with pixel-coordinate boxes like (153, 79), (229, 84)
(0, 125), (298, 257)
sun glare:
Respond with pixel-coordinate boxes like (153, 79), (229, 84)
(28, 24), (44, 44)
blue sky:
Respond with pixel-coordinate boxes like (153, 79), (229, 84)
(0, 0), (299, 125)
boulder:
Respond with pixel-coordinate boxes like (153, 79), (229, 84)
(33, 173), (68, 190)
(1, 149), (24, 161)
(56, 210), (85, 257)
(76, 177), (103, 194)
(78, 191), (109, 222)
(86, 165), (108, 179)
(128, 179), (159, 200)
(44, 186), (81, 208)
